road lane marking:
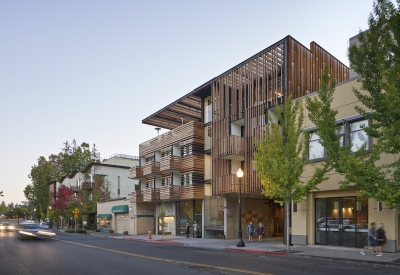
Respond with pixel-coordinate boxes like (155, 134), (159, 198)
(57, 239), (273, 275)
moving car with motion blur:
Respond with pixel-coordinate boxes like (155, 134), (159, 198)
(16, 222), (56, 239)
(0, 222), (15, 231)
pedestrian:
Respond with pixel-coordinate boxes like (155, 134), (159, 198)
(360, 222), (378, 255)
(246, 222), (254, 242)
(257, 223), (265, 242)
(376, 223), (386, 256)
(185, 222), (190, 238)
(193, 221), (199, 238)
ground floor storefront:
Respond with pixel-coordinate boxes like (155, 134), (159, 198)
(292, 190), (400, 252)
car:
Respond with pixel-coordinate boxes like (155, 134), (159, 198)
(16, 223), (56, 239)
(319, 219), (357, 229)
(0, 222), (15, 231)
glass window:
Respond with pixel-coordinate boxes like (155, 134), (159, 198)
(336, 126), (345, 147)
(350, 120), (369, 152)
(309, 133), (325, 160)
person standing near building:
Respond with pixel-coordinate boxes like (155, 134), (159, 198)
(360, 222), (378, 255)
(376, 223), (386, 256)
(193, 221), (199, 238)
(246, 222), (254, 242)
(185, 222), (190, 238)
(257, 223), (265, 242)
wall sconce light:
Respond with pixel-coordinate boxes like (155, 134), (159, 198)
(334, 201), (339, 210)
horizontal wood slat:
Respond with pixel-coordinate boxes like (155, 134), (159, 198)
(160, 155), (181, 172)
(217, 135), (245, 159)
(139, 121), (204, 155)
(143, 188), (160, 202)
(180, 185), (205, 200)
(160, 185), (181, 200)
(143, 161), (160, 176)
(130, 191), (143, 203)
(130, 166), (144, 179)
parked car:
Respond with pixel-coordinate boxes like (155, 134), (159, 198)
(39, 222), (49, 228)
(319, 219), (357, 229)
(0, 222), (15, 231)
(16, 223), (56, 239)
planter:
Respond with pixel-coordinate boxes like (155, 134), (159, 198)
(123, 231), (128, 235)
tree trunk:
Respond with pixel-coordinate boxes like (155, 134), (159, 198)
(286, 199), (290, 252)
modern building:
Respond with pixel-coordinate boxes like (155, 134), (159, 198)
(131, 36), (349, 240)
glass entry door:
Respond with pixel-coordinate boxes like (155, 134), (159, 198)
(316, 197), (368, 247)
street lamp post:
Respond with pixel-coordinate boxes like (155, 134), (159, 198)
(34, 208), (36, 222)
(236, 168), (245, 247)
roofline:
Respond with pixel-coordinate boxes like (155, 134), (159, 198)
(48, 162), (135, 185)
(141, 36), (289, 124)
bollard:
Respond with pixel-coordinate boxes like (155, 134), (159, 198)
(148, 231), (152, 239)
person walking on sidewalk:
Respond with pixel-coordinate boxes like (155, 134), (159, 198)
(257, 223), (265, 242)
(185, 222), (190, 238)
(360, 222), (378, 255)
(193, 221), (199, 238)
(376, 223), (386, 256)
(246, 222), (254, 242)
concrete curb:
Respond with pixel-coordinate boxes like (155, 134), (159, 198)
(291, 253), (400, 266)
(225, 247), (286, 256)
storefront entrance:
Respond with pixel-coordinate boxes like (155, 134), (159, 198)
(176, 199), (202, 237)
(316, 197), (368, 247)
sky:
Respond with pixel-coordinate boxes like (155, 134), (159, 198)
(0, 0), (376, 205)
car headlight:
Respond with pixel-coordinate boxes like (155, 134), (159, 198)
(0, 226), (4, 230)
(9, 226), (15, 230)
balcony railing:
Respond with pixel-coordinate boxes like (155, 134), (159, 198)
(139, 121), (204, 155)
(160, 185), (181, 200)
(130, 166), (144, 179)
(160, 155), (181, 172)
(130, 191), (144, 203)
(217, 135), (245, 160)
(143, 188), (160, 202)
(214, 174), (262, 195)
(143, 161), (161, 176)
(180, 185), (205, 200)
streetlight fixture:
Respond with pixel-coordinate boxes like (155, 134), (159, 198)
(34, 208), (36, 222)
(236, 168), (245, 247)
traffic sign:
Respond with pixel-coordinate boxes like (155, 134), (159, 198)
(74, 214), (79, 219)
(72, 208), (80, 215)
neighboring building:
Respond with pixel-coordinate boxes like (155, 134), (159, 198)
(48, 154), (139, 228)
(131, 36), (348, 239)
(97, 197), (156, 235)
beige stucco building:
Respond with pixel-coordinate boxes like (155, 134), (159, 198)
(291, 77), (400, 252)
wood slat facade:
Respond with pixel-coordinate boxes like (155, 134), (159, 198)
(139, 35), (349, 199)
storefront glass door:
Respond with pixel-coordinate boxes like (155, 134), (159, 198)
(316, 197), (368, 247)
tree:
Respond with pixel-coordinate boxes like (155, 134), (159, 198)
(306, 0), (400, 206)
(158, 203), (167, 240)
(52, 185), (75, 221)
(25, 140), (100, 213)
(254, 96), (332, 252)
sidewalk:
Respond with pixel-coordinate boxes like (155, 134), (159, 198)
(72, 230), (400, 265)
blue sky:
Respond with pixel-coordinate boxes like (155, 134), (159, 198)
(0, 0), (375, 205)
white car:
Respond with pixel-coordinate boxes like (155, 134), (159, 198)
(0, 222), (15, 231)
(16, 223), (56, 239)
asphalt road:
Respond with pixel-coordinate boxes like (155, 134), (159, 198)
(1, 230), (399, 275)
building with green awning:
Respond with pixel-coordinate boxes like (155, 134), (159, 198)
(111, 205), (129, 213)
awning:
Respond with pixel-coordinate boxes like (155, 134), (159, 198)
(96, 214), (112, 219)
(111, 205), (129, 213)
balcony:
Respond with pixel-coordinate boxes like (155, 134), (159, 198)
(160, 185), (181, 200)
(130, 191), (143, 203)
(139, 121), (204, 156)
(217, 135), (245, 160)
(180, 185), (205, 200)
(214, 174), (262, 195)
(143, 188), (160, 202)
(143, 161), (161, 176)
(160, 185), (205, 201)
(160, 155), (181, 172)
(130, 166), (144, 179)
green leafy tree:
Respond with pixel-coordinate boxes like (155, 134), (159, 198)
(254, 96), (332, 252)
(158, 203), (167, 240)
(306, 0), (400, 206)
